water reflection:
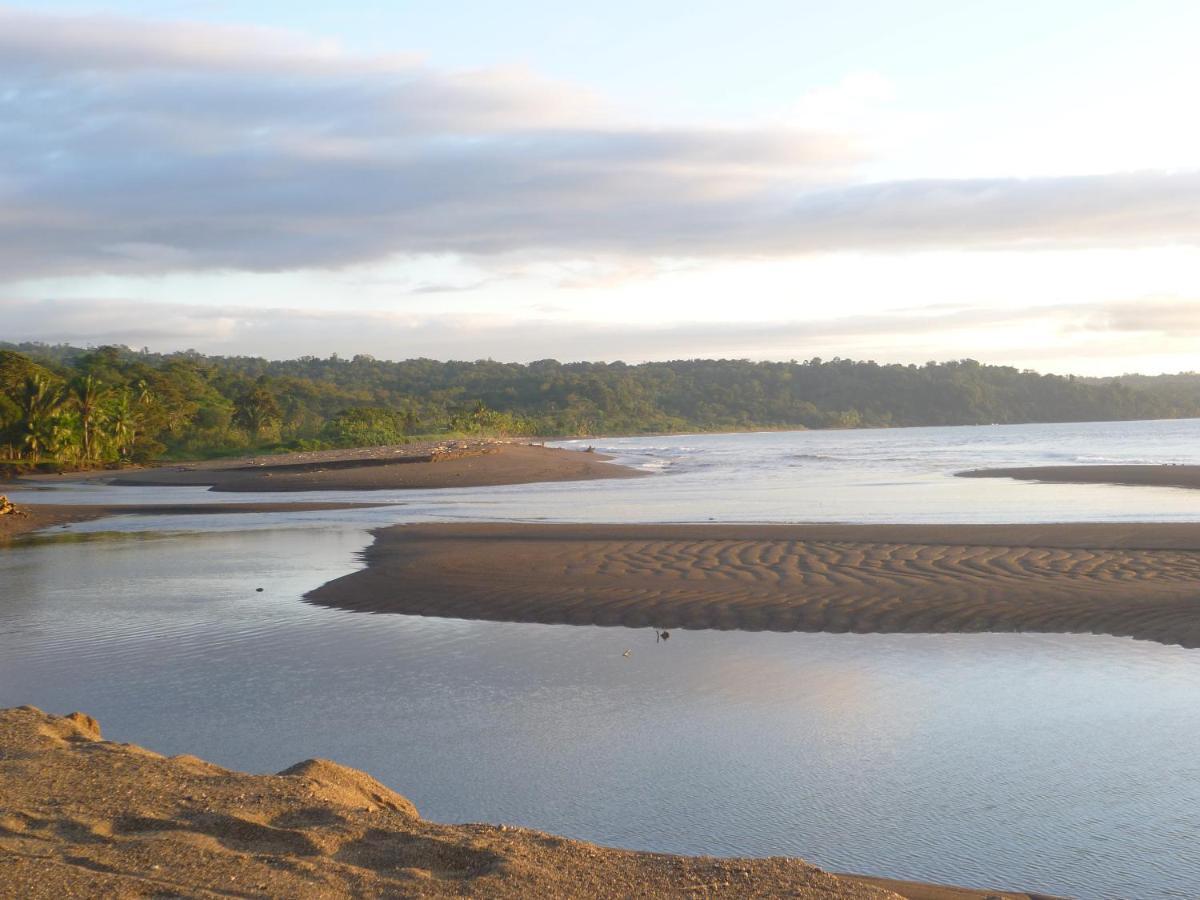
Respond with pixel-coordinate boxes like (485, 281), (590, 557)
(3, 527), (1200, 898)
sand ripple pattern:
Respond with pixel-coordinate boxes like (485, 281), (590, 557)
(307, 524), (1200, 648)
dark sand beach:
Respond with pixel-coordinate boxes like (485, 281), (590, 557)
(958, 463), (1200, 490)
(0, 707), (1054, 900)
(103, 441), (640, 492)
(308, 522), (1200, 648)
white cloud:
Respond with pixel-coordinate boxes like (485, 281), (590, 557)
(4, 296), (1198, 375)
(2, 5), (1199, 283)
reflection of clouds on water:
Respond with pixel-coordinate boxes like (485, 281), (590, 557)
(675, 639), (943, 752)
(702, 652), (884, 713)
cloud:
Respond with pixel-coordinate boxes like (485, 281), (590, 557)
(4, 296), (1196, 370)
(1081, 298), (1200, 335)
(1, 6), (1199, 281)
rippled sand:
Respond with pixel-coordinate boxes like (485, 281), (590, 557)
(308, 523), (1200, 648)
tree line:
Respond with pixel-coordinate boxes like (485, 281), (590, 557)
(2, 342), (1198, 470)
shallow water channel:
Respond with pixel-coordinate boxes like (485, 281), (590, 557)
(4, 521), (1200, 898)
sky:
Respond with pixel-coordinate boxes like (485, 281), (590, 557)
(2, 1), (1199, 374)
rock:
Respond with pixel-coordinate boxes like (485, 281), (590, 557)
(64, 712), (102, 740)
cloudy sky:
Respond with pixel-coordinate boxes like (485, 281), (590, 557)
(3, 1), (1199, 373)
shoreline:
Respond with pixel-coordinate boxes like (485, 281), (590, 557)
(5, 441), (640, 494)
(0, 501), (389, 542)
(307, 522), (1200, 648)
(0, 706), (1055, 899)
(958, 463), (1200, 490)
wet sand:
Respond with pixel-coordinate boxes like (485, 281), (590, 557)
(307, 522), (1200, 648)
(958, 464), (1200, 490)
(0, 441), (633, 537)
(0, 707), (1053, 899)
(100, 441), (639, 492)
(0, 501), (387, 541)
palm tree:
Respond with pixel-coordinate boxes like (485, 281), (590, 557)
(49, 409), (82, 464)
(70, 374), (108, 463)
(107, 390), (137, 461)
(17, 376), (63, 462)
(233, 388), (281, 441)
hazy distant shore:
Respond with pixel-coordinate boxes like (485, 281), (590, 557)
(0, 706), (1054, 900)
(308, 522), (1200, 648)
(957, 463), (1200, 490)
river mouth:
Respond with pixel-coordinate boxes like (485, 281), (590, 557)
(8, 420), (1200, 898)
(4, 521), (1200, 898)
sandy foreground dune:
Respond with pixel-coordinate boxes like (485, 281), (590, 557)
(308, 522), (1200, 648)
(0, 707), (1052, 899)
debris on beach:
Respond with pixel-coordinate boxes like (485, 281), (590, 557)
(0, 495), (26, 518)
(429, 440), (501, 462)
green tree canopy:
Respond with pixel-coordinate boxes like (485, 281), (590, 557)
(2, 341), (1198, 469)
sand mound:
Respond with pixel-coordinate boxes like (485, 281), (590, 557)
(277, 758), (419, 817)
(307, 523), (1200, 648)
(1, 706), (940, 898)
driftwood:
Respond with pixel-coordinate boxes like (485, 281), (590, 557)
(428, 441), (500, 463)
(0, 495), (26, 518)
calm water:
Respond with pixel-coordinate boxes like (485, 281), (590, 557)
(10, 417), (1200, 529)
(6, 419), (1200, 898)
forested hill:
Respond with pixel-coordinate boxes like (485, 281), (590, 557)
(2, 342), (1198, 467)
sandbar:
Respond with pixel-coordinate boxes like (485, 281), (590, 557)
(957, 464), (1200, 490)
(307, 522), (1200, 648)
(93, 441), (639, 492)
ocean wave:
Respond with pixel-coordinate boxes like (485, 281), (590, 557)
(635, 460), (673, 471)
(785, 452), (931, 464)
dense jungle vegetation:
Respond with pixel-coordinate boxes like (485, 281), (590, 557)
(2, 342), (1198, 469)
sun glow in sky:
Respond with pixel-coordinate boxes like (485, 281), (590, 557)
(3, 1), (1199, 373)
